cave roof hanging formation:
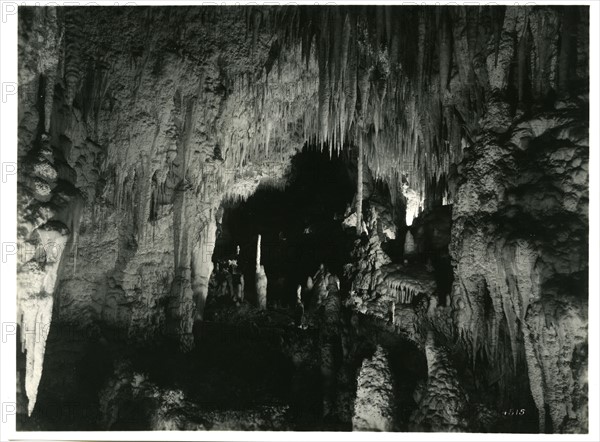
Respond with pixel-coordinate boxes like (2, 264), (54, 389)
(16, 3), (589, 434)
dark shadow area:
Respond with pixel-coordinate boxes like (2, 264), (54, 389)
(212, 146), (356, 308)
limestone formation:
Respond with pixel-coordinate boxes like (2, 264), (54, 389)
(255, 234), (268, 309)
(409, 332), (469, 432)
(404, 230), (416, 256)
(234, 274), (244, 305)
(15, 4), (588, 434)
(352, 346), (395, 431)
(294, 285), (305, 328)
(256, 265), (268, 310)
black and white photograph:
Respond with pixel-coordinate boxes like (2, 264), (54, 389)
(0, 0), (598, 439)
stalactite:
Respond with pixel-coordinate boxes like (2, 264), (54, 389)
(265, 120), (272, 157)
(492, 7), (504, 69)
(357, 43), (371, 128)
(62, 8), (84, 106)
(465, 7), (479, 64)
(517, 16), (530, 107)
(256, 233), (262, 271)
(438, 9), (451, 93)
(416, 11), (426, 93)
(73, 229), (78, 274)
(236, 5), (580, 219)
(558, 8), (575, 98)
(251, 9), (262, 57)
(40, 8), (61, 133)
(317, 13), (330, 146)
(356, 138), (363, 232)
(345, 16), (358, 136)
(332, 9), (343, 89)
(530, 9), (560, 101)
(339, 13), (351, 85)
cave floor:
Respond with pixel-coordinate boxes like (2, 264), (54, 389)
(24, 297), (429, 431)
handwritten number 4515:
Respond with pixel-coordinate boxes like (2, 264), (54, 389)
(503, 409), (526, 416)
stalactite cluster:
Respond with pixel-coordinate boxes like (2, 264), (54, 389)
(245, 6), (475, 203)
(240, 6), (587, 209)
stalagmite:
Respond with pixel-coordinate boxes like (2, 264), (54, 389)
(427, 295), (438, 317)
(306, 276), (314, 291)
(294, 284), (305, 328)
(316, 272), (329, 308)
(410, 332), (468, 431)
(353, 346), (395, 431)
(356, 140), (363, 233)
(18, 227), (69, 415)
(255, 234), (267, 309)
(256, 233), (262, 272)
(235, 274), (244, 304)
(404, 229), (416, 256)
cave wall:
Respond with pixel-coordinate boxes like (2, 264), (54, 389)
(450, 97), (588, 433)
(447, 8), (589, 433)
(17, 5), (588, 431)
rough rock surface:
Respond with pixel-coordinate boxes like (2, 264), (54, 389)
(409, 333), (468, 432)
(451, 108), (589, 432)
(352, 346), (395, 431)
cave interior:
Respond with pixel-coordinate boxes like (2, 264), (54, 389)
(16, 4), (589, 433)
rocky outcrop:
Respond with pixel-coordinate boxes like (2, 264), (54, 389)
(409, 332), (468, 432)
(451, 107), (588, 432)
(344, 204), (436, 341)
(344, 219), (393, 295)
(352, 346), (395, 431)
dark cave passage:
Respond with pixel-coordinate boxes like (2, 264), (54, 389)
(209, 146), (357, 310)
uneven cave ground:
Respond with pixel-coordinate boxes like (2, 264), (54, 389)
(24, 147), (539, 431)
